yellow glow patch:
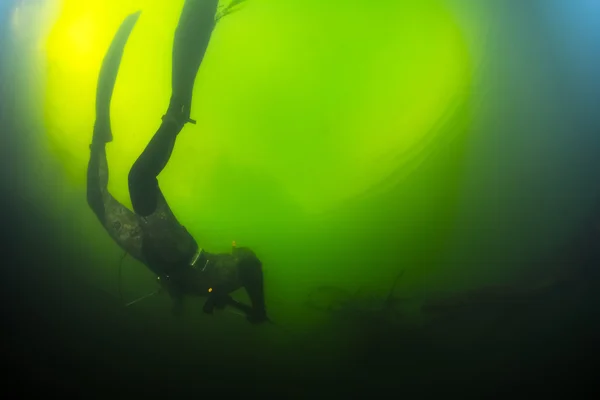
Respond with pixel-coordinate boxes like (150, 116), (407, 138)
(42, 0), (471, 221)
(208, 288), (213, 293)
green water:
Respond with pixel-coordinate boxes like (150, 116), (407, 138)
(2, 0), (599, 395)
(16, 0), (475, 321)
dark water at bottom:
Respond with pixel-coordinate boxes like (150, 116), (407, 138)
(2, 197), (598, 397)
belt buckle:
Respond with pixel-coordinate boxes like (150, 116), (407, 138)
(189, 248), (202, 268)
(190, 248), (209, 272)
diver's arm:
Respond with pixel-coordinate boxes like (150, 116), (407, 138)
(222, 297), (253, 316)
(205, 293), (262, 322)
(236, 248), (268, 323)
(202, 291), (231, 314)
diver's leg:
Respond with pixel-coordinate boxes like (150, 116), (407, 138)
(127, 132), (198, 275)
(169, 0), (219, 124)
(223, 297), (254, 315)
(127, 119), (181, 217)
(85, 10), (144, 260)
(128, 0), (220, 217)
(87, 143), (144, 261)
(87, 143), (109, 222)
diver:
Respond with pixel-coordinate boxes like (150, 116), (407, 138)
(86, 0), (267, 323)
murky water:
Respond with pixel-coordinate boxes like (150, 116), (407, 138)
(2, 0), (599, 395)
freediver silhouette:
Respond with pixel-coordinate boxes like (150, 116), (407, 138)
(86, 0), (267, 323)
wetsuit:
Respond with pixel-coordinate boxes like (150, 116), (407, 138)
(86, 0), (266, 322)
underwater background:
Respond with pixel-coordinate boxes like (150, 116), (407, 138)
(1, 0), (600, 396)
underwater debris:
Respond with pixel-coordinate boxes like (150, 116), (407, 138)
(305, 285), (354, 313)
(421, 285), (538, 315)
(420, 270), (587, 317)
(305, 270), (410, 324)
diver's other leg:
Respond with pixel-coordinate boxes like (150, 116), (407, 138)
(238, 252), (268, 323)
(87, 144), (144, 261)
(127, 118), (181, 217)
(168, 0), (219, 124)
(128, 0), (220, 216)
(127, 124), (199, 272)
(85, 11), (145, 259)
(87, 143), (110, 222)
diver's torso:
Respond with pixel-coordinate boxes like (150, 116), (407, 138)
(177, 252), (243, 296)
(138, 211), (198, 276)
(145, 248), (243, 297)
(135, 207), (246, 295)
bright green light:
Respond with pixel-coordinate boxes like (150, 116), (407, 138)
(43, 0), (471, 223)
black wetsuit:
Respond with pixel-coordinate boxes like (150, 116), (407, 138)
(86, 0), (266, 322)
